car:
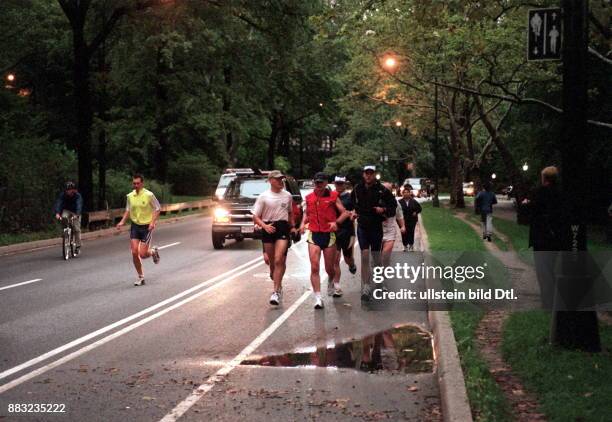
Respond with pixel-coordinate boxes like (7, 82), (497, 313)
(500, 185), (513, 199)
(211, 173), (303, 249)
(463, 182), (475, 197)
(214, 168), (254, 200)
(403, 178), (428, 198)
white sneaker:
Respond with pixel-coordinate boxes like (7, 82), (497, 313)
(134, 275), (145, 286)
(314, 296), (324, 309)
(269, 291), (280, 306)
(332, 283), (343, 298)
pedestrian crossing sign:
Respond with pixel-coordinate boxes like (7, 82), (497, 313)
(528, 8), (562, 61)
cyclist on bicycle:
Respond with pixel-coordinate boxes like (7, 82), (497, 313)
(54, 181), (83, 254)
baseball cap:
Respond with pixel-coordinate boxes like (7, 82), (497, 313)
(334, 176), (347, 183)
(313, 172), (328, 182)
(267, 170), (284, 179)
(363, 165), (376, 172)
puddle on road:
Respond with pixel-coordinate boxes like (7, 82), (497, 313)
(241, 325), (434, 374)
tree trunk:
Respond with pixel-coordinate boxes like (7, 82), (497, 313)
(268, 112), (282, 169)
(154, 47), (169, 182)
(223, 65), (237, 164)
(73, 21), (94, 214)
(97, 130), (107, 210)
(475, 97), (527, 206)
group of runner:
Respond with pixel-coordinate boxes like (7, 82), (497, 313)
(251, 165), (423, 309)
(55, 168), (422, 300)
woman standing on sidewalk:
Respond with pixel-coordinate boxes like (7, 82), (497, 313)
(399, 185), (422, 251)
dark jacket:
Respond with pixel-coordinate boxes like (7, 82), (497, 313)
(475, 190), (497, 215)
(399, 197), (422, 222)
(522, 185), (567, 251)
(337, 191), (355, 235)
(350, 181), (396, 230)
(54, 191), (83, 215)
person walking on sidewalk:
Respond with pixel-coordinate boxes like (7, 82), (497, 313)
(300, 172), (349, 309)
(252, 170), (296, 306)
(54, 181), (84, 255)
(381, 182), (405, 267)
(399, 185), (422, 251)
(475, 182), (497, 242)
(332, 176), (357, 295)
(116, 174), (161, 286)
(351, 165), (397, 302)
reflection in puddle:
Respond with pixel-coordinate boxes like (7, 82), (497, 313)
(242, 325), (433, 373)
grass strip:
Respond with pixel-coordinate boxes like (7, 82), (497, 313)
(502, 311), (612, 421)
(421, 203), (511, 421)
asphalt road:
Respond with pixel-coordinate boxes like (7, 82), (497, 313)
(0, 212), (439, 421)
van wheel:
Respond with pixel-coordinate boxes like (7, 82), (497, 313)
(212, 233), (225, 249)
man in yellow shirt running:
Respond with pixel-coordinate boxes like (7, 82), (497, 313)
(116, 174), (161, 286)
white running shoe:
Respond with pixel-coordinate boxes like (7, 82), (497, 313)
(134, 275), (145, 286)
(314, 296), (324, 309)
(269, 291), (280, 306)
(333, 286), (343, 298)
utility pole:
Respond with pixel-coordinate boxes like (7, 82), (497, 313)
(551, 0), (600, 351)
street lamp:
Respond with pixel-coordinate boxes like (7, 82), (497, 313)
(522, 162), (529, 172)
(6, 73), (15, 82)
(395, 120), (402, 127)
(376, 173), (381, 180)
(382, 55), (398, 72)
(491, 173), (497, 180)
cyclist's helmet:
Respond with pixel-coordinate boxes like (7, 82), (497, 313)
(64, 181), (76, 190)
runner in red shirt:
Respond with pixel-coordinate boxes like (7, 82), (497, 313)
(299, 172), (349, 309)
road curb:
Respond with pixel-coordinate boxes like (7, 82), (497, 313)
(418, 218), (473, 422)
(0, 212), (209, 256)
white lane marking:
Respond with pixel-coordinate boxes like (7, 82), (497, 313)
(160, 290), (311, 422)
(0, 256), (262, 384)
(0, 279), (43, 292)
(0, 258), (266, 394)
(158, 242), (181, 250)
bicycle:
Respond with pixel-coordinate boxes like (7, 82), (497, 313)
(61, 215), (78, 260)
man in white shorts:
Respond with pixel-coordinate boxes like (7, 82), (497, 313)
(252, 170), (296, 306)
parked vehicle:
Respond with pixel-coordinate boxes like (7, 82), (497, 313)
(463, 182), (475, 197)
(403, 178), (428, 197)
(211, 173), (303, 249)
(214, 168), (254, 200)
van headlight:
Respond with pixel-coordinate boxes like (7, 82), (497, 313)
(214, 208), (230, 223)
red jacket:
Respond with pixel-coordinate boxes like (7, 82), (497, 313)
(305, 189), (339, 233)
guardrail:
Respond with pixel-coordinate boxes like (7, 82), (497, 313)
(87, 199), (213, 228)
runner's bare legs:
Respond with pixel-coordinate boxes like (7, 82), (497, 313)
(265, 240), (289, 293)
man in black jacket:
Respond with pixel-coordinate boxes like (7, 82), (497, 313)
(351, 165), (397, 301)
(521, 166), (567, 309)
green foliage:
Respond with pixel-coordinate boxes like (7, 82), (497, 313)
(273, 156), (291, 174)
(167, 154), (219, 196)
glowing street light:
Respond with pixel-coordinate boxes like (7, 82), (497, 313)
(375, 173), (381, 180)
(395, 120), (402, 127)
(491, 173), (497, 180)
(382, 55), (398, 71)
(6, 73), (15, 82)
(522, 163), (529, 172)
